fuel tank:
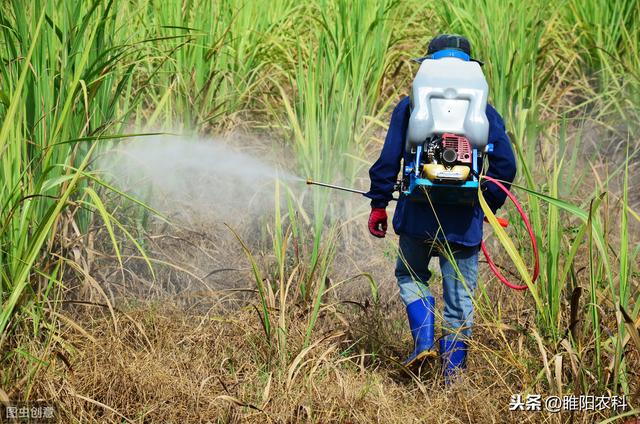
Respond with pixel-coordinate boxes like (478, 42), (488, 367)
(406, 57), (489, 150)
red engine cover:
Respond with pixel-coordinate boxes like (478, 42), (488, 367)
(441, 133), (472, 164)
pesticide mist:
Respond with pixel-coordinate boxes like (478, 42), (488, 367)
(99, 135), (301, 226)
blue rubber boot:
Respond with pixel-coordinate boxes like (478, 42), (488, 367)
(439, 338), (468, 385)
(403, 296), (436, 367)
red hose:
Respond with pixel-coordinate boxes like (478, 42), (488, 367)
(479, 175), (539, 290)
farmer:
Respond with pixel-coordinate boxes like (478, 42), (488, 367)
(365, 34), (517, 382)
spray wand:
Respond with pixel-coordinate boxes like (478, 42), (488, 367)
(306, 178), (400, 201)
(306, 178), (367, 195)
(305, 177), (539, 290)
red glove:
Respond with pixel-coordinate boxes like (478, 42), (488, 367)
(368, 208), (388, 238)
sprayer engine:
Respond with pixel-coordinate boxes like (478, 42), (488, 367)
(422, 133), (473, 182)
(401, 132), (480, 205)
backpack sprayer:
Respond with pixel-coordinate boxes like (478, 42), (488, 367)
(306, 50), (539, 290)
(401, 50), (488, 205)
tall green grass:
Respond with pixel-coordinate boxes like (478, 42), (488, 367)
(131, 0), (299, 130)
(437, 0), (639, 394)
(1, 1), (126, 332)
(563, 0), (640, 133)
(0, 1), (155, 397)
(276, 0), (397, 300)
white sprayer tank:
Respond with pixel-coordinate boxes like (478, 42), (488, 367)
(407, 57), (489, 150)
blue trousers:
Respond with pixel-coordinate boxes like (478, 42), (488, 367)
(395, 234), (479, 341)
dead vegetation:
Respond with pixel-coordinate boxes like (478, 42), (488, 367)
(12, 212), (635, 423)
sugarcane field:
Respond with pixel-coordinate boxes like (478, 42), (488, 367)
(1, 1), (640, 423)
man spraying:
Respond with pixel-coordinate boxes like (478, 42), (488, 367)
(365, 34), (517, 383)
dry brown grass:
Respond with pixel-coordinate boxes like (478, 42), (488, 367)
(13, 286), (631, 423)
(4, 178), (632, 423)
(5, 130), (637, 423)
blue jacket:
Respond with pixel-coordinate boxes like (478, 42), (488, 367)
(365, 96), (517, 247)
